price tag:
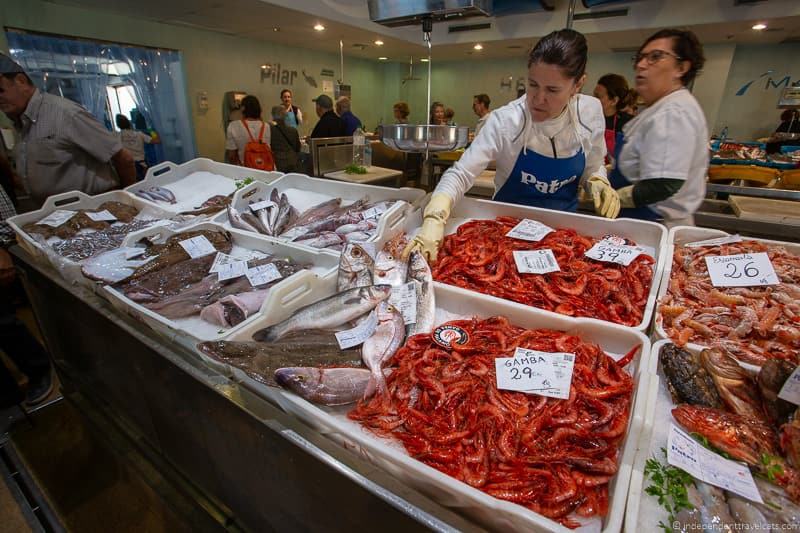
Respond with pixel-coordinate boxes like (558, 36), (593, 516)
(217, 260), (248, 281)
(685, 234), (742, 248)
(178, 235), (216, 258)
(704, 252), (779, 287)
(209, 252), (239, 273)
(249, 200), (276, 212)
(506, 219), (554, 242)
(124, 247), (146, 259)
(85, 209), (117, 222)
(513, 249), (560, 274)
(389, 282), (417, 325)
(37, 209), (77, 227)
(778, 367), (800, 405)
(362, 205), (387, 220)
(585, 242), (643, 266)
(335, 310), (378, 349)
(281, 227), (309, 242)
(246, 263), (283, 287)
(495, 348), (575, 399)
(667, 424), (763, 503)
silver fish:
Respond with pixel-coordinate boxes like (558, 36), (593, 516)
(295, 232), (342, 249)
(338, 243), (375, 291)
(727, 493), (769, 529)
(407, 250), (435, 336)
(149, 186), (177, 204)
(254, 203), (273, 235)
(274, 367), (373, 405)
(344, 231), (372, 243)
(274, 193), (294, 236)
(281, 198), (342, 234)
(242, 211), (269, 234)
(252, 285), (392, 342)
(751, 477), (800, 524)
(228, 205), (259, 233)
(336, 220), (373, 235)
(694, 481), (735, 532)
(362, 301), (405, 396)
(373, 249), (407, 287)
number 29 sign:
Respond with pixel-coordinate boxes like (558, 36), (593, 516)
(704, 252), (779, 288)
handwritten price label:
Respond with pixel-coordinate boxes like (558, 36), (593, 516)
(249, 200), (276, 212)
(495, 348), (575, 399)
(216, 260), (248, 281)
(37, 209), (77, 227)
(585, 241), (644, 266)
(362, 205), (387, 220)
(85, 209), (118, 222)
(245, 263), (283, 287)
(178, 235), (216, 258)
(779, 367), (800, 405)
(506, 219), (554, 242)
(704, 252), (779, 287)
(335, 311), (378, 349)
(513, 249), (560, 274)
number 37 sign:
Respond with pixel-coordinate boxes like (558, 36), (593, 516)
(704, 252), (779, 288)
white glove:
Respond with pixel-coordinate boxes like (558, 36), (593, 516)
(587, 175), (621, 219)
(402, 193), (453, 262)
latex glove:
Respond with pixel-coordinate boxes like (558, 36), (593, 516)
(617, 185), (635, 209)
(587, 175), (620, 219)
(402, 193), (453, 262)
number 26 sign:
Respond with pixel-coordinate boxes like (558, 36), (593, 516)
(704, 252), (779, 287)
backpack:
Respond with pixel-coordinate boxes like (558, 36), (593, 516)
(242, 119), (275, 171)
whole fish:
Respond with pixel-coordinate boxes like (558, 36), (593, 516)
(726, 493), (769, 529)
(345, 231), (372, 243)
(338, 243), (375, 291)
(336, 220), (374, 235)
(373, 249), (407, 287)
(295, 232), (343, 249)
(228, 205), (259, 233)
(699, 347), (766, 422)
(242, 211), (269, 234)
(673, 483), (704, 532)
(407, 250), (435, 336)
(196, 341), (361, 387)
(81, 247), (155, 283)
(252, 285), (392, 342)
(180, 194), (232, 216)
(362, 302), (405, 396)
(281, 198), (342, 234)
(145, 186), (177, 204)
(752, 476), (800, 524)
(127, 229), (232, 281)
(256, 204), (273, 235)
(757, 359), (797, 426)
(273, 193), (295, 236)
(274, 367), (373, 405)
(693, 481), (735, 532)
(200, 288), (270, 327)
(268, 189), (281, 231)
(124, 255), (218, 302)
(660, 344), (723, 408)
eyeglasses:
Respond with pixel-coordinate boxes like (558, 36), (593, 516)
(632, 49), (682, 66)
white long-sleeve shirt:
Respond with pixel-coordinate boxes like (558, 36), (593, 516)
(435, 94), (607, 203)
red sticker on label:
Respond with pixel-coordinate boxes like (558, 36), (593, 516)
(432, 325), (470, 348)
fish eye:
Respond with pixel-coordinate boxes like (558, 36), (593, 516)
(296, 375), (306, 382)
(352, 248), (361, 257)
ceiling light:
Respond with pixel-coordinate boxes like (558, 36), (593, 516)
(314, 23), (325, 31)
(272, 27), (280, 32)
(378, 56), (388, 61)
(420, 58), (429, 62)
(752, 23), (767, 31)
(260, 64), (268, 69)
(374, 40), (384, 46)
(473, 44), (483, 50)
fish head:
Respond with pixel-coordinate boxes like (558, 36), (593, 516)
(340, 244), (374, 274)
(375, 301), (402, 322)
(364, 284), (392, 303)
(274, 367), (322, 395)
(408, 250), (432, 280)
(374, 250), (408, 283)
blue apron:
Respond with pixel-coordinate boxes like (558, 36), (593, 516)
(609, 136), (661, 220)
(284, 107), (298, 128)
(493, 146), (585, 212)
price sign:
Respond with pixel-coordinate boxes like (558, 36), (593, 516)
(246, 263), (283, 287)
(362, 205), (387, 220)
(585, 241), (643, 266)
(209, 252), (239, 273)
(335, 311), (378, 349)
(778, 367), (800, 405)
(216, 260), (248, 281)
(513, 249), (560, 274)
(178, 235), (216, 258)
(684, 234), (742, 248)
(85, 210), (117, 222)
(250, 200), (276, 212)
(495, 348), (575, 399)
(389, 281), (417, 325)
(37, 209), (77, 227)
(506, 219), (555, 242)
(704, 252), (779, 287)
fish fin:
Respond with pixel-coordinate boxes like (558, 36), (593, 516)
(364, 376), (376, 399)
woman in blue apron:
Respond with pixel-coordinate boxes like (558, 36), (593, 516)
(609, 29), (708, 227)
(280, 89), (303, 129)
(405, 29), (619, 261)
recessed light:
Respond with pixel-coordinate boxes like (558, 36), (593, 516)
(378, 56), (388, 61)
(314, 23), (325, 31)
(260, 64), (268, 69)
(272, 27), (280, 32)
(474, 43), (483, 50)
(420, 58), (429, 62)
(374, 40), (384, 46)
(752, 23), (767, 31)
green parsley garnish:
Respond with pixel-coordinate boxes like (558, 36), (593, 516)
(760, 453), (784, 483)
(644, 448), (695, 532)
(344, 164), (367, 174)
(235, 177), (255, 190)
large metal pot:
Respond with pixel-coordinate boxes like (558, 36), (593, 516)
(380, 124), (469, 153)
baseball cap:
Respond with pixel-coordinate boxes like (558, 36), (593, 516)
(313, 94), (333, 109)
(0, 53), (25, 75)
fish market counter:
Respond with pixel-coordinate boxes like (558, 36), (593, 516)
(9, 245), (480, 533)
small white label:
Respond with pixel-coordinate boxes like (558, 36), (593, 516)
(513, 249), (560, 274)
(778, 367), (800, 405)
(585, 241), (644, 266)
(495, 348), (575, 399)
(506, 219), (554, 242)
(150, 219), (174, 228)
(389, 282), (417, 325)
(37, 209), (77, 227)
(281, 227), (310, 242)
(667, 424), (763, 503)
(209, 252), (239, 273)
(250, 200), (276, 212)
(361, 205), (387, 220)
(216, 260), (248, 281)
(125, 247), (146, 259)
(685, 234), (743, 248)
(335, 310), (379, 349)
(704, 252), (779, 287)
(178, 235), (216, 258)
(85, 209), (117, 222)
(246, 263), (283, 287)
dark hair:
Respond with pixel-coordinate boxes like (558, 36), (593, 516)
(115, 114), (132, 130)
(393, 101), (409, 119)
(241, 95), (262, 119)
(280, 89), (292, 98)
(639, 28), (705, 86)
(597, 74), (634, 112)
(429, 101), (444, 124)
(474, 94), (490, 108)
(527, 29), (588, 81)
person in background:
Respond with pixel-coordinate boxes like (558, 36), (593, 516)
(309, 94), (346, 139)
(444, 107), (456, 125)
(593, 73), (635, 159)
(393, 101), (410, 124)
(280, 89), (303, 129)
(116, 114), (158, 181)
(0, 53), (135, 207)
(622, 90), (640, 116)
(335, 96), (362, 136)
(429, 102), (446, 125)
(608, 28), (708, 226)
(472, 93), (491, 135)
(405, 29), (617, 261)
(269, 105), (301, 173)
(776, 109), (800, 135)
(225, 95), (273, 169)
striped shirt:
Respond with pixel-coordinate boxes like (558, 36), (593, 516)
(14, 89), (122, 205)
(0, 186), (17, 248)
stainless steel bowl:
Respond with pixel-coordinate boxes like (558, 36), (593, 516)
(380, 124), (469, 153)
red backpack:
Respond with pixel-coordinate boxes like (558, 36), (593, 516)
(242, 119), (275, 171)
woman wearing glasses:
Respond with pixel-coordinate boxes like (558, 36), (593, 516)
(405, 29), (617, 261)
(610, 29), (708, 226)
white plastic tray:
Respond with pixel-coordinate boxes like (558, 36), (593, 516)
(125, 158), (283, 214)
(436, 197), (668, 332)
(103, 222), (339, 352)
(212, 174), (426, 250)
(653, 226), (800, 349)
(223, 283), (652, 533)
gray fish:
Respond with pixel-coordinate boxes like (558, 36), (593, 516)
(752, 476), (800, 524)
(228, 205), (259, 233)
(757, 359), (796, 426)
(727, 494), (769, 529)
(407, 250), (436, 336)
(660, 344), (723, 408)
(268, 189), (281, 231)
(274, 367), (373, 405)
(336, 220), (373, 235)
(694, 481), (735, 532)
(338, 243), (375, 291)
(281, 198), (342, 234)
(200, 289), (270, 327)
(673, 483), (704, 532)
(274, 193), (294, 236)
(345, 231), (372, 243)
(373, 249), (407, 287)
(295, 232), (343, 249)
(242, 211), (269, 234)
(252, 285), (392, 342)
(362, 301), (405, 396)
(254, 203), (273, 235)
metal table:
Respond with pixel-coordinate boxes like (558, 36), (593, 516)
(10, 246), (483, 533)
